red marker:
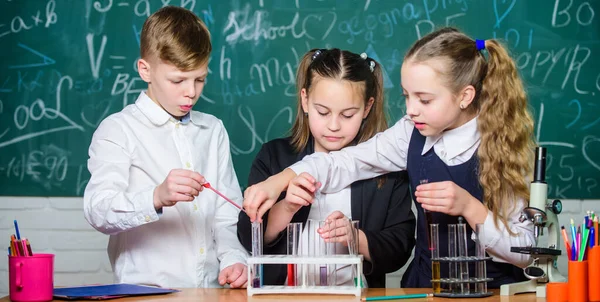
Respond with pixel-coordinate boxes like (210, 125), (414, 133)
(202, 183), (245, 212)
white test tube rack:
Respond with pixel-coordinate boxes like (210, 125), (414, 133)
(246, 254), (363, 296)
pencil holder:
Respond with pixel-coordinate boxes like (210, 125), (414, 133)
(589, 247), (600, 301)
(568, 260), (588, 302)
(546, 282), (568, 302)
(9, 254), (54, 302)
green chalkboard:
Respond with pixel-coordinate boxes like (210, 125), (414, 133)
(0, 0), (598, 198)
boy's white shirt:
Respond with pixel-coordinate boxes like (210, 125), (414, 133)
(84, 91), (248, 288)
(291, 115), (535, 268)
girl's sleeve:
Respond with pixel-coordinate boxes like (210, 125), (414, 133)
(476, 198), (535, 268)
(290, 117), (414, 194)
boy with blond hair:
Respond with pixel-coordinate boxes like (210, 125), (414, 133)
(84, 6), (248, 288)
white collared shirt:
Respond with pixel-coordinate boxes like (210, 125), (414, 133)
(291, 115), (535, 268)
(84, 92), (248, 288)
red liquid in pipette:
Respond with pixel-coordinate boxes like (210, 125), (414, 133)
(202, 183), (245, 212)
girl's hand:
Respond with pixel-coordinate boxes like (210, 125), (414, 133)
(318, 211), (356, 246)
(415, 180), (478, 216)
(243, 180), (281, 223)
(243, 168), (299, 222)
(281, 172), (320, 214)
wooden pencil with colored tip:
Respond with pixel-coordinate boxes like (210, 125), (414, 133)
(561, 226), (571, 254)
(579, 222), (590, 261)
(570, 218), (577, 248)
(361, 293), (432, 301)
(595, 216), (598, 249)
(25, 239), (33, 255)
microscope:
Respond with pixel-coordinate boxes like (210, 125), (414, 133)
(500, 147), (567, 297)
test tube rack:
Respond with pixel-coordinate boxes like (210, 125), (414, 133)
(430, 255), (493, 298)
(428, 219), (493, 298)
(246, 255), (363, 296)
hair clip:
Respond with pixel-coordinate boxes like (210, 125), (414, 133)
(475, 39), (486, 51)
(369, 60), (375, 72)
(312, 49), (323, 61)
(360, 52), (368, 60)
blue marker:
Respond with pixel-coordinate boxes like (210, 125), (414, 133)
(14, 220), (21, 240)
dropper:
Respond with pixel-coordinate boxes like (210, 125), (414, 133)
(202, 182), (246, 213)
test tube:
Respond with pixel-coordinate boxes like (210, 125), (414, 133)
(305, 219), (317, 286)
(347, 220), (361, 287)
(430, 224), (441, 294)
(287, 222), (302, 286)
(318, 220), (330, 286)
(457, 218), (470, 294)
(328, 219), (338, 286)
(448, 224), (458, 293)
(315, 189), (324, 221)
(420, 179), (434, 249)
(475, 223), (487, 294)
(251, 221), (263, 288)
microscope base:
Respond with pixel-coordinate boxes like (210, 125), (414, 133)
(500, 279), (548, 297)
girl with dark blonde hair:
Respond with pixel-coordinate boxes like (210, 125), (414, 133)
(237, 48), (415, 288)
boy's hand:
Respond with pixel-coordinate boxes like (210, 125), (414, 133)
(218, 263), (247, 288)
(153, 169), (205, 210)
(281, 172), (320, 214)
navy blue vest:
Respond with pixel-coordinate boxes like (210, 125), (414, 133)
(400, 128), (526, 288)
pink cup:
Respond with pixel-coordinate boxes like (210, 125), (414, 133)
(9, 254), (54, 302)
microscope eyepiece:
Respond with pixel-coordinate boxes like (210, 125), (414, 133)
(533, 147), (546, 183)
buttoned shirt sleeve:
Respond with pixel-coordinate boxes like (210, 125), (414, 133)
(212, 121), (249, 270)
(83, 117), (159, 235)
(474, 198), (535, 268)
(290, 117), (414, 193)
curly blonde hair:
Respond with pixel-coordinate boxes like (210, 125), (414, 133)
(405, 28), (535, 234)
